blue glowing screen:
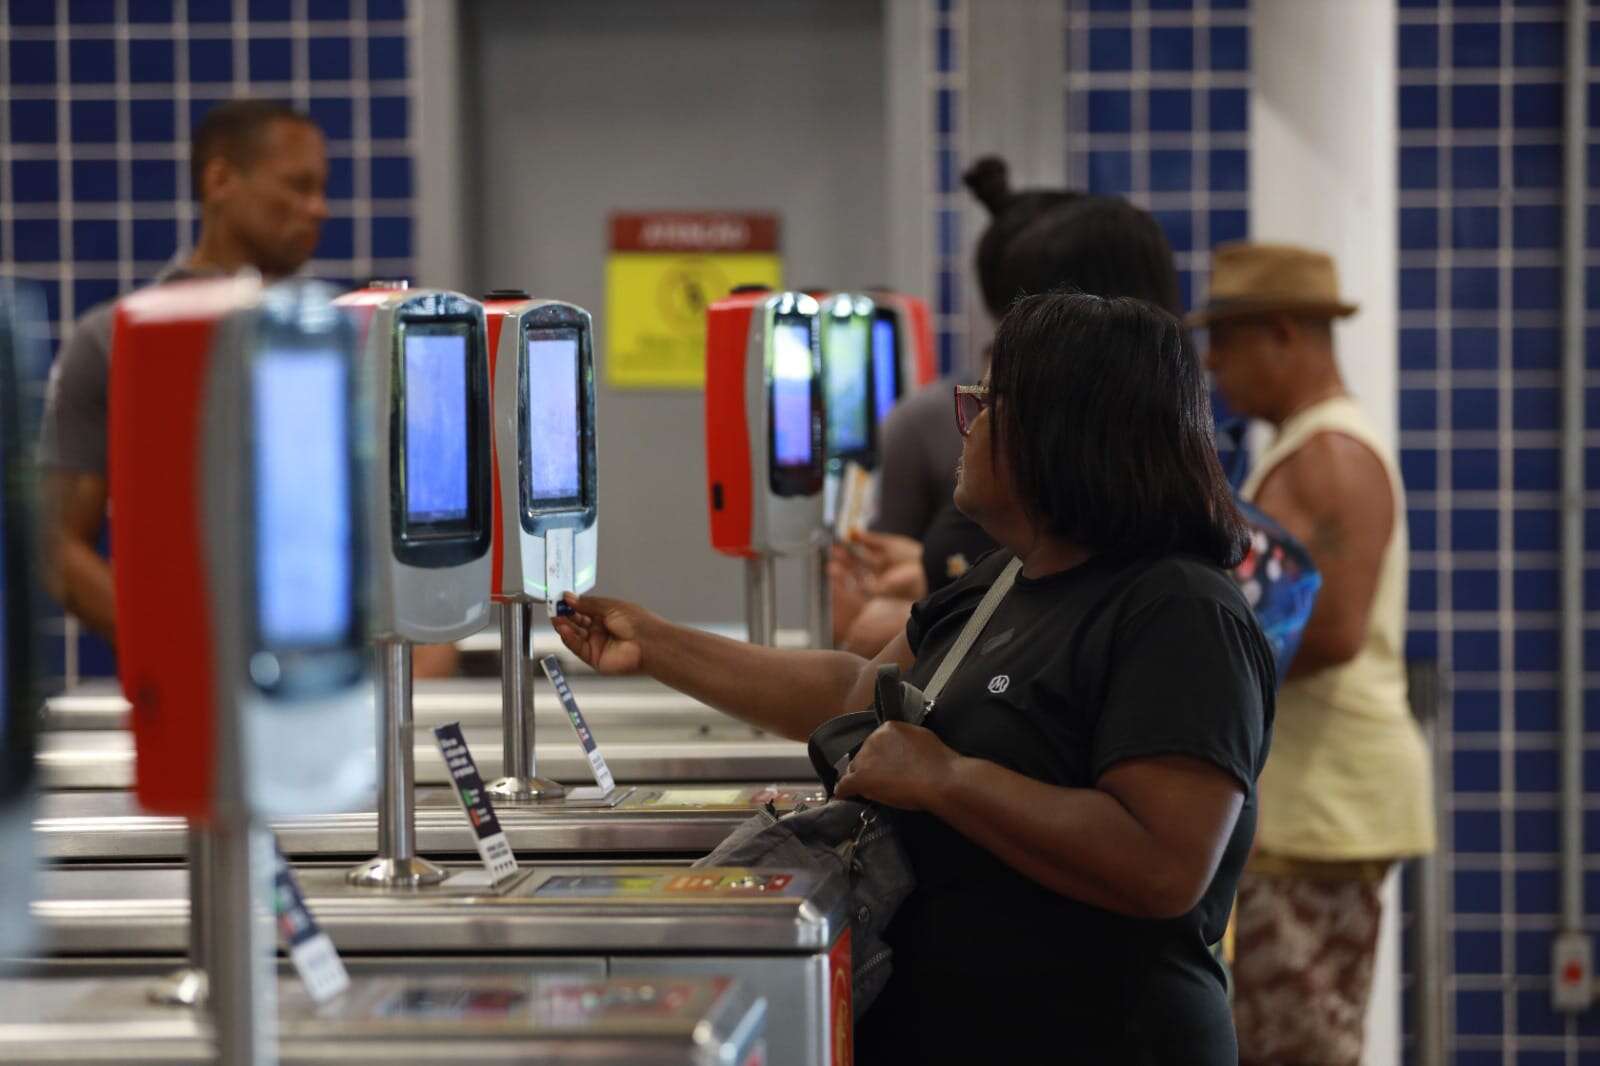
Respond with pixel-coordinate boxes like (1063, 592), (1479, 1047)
(771, 320), (814, 468)
(404, 328), (470, 526)
(525, 331), (583, 507)
(254, 351), (353, 648)
(872, 316), (898, 426)
(824, 315), (870, 457)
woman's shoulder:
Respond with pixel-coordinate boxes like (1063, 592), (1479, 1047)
(905, 548), (1012, 652)
(1112, 553), (1257, 626)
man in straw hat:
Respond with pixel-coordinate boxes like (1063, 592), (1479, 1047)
(1195, 243), (1435, 1066)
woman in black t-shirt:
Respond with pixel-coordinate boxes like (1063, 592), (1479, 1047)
(553, 293), (1275, 1064)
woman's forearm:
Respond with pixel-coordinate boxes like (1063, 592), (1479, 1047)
(634, 617), (872, 741)
(931, 757), (1199, 920)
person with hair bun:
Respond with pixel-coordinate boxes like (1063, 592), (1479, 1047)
(834, 156), (1185, 656)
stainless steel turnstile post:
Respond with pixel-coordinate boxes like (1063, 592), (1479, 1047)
(146, 825), (212, 1007)
(210, 818), (276, 1066)
(486, 603), (566, 802)
(805, 541), (832, 650)
(346, 640), (447, 888)
(744, 557), (777, 647)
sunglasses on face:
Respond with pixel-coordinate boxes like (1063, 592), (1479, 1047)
(954, 384), (990, 438)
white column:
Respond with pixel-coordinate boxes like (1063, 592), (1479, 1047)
(414, 0), (467, 291)
(883, 0), (1064, 363)
(883, 0), (936, 300)
(964, 0), (1067, 191)
(1250, 0), (1398, 449)
(1251, 4), (1402, 1065)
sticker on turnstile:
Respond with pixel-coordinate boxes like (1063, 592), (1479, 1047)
(538, 655), (616, 794)
(544, 527), (576, 618)
(272, 841), (349, 1004)
(432, 722), (520, 884)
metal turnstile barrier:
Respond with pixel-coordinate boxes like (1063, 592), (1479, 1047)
(34, 785), (827, 862)
(0, 974), (768, 1065)
(35, 730), (810, 792)
(41, 677), (772, 740)
(21, 864), (853, 1066)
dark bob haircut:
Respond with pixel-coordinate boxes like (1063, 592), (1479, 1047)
(988, 291), (1248, 568)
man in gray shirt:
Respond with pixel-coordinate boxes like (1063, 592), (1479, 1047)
(40, 99), (330, 640)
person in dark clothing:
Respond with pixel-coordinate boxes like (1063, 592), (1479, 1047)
(554, 292), (1276, 1064)
(834, 155), (1185, 655)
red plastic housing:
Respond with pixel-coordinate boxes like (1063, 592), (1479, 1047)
(899, 293), (937, 387)
(704, 291), (762, 558)
(110, 280), (247, 818)
(482, 299), (518, 601)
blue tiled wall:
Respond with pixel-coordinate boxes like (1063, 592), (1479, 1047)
(0, 0), (418, 690)
(1396, 1), (1599, 1059)
(1067, 0), (1251, 318)
(931, 0), (964, 376)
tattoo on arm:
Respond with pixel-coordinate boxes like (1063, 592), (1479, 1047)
(1309, 516), (1347, 558)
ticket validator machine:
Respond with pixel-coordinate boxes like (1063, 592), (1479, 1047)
(0, 283), (41, 963)
(705, 289), (825, 646)
(866, 288), (938, 408)
(110, 276), (376, 1063)
(481, 290), (598, 802)
(809, 292), (878, 649)
(334, 283), (493, 888)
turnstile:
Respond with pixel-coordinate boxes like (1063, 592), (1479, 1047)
(42, 677), (770, 740)
(23, 863), (853, 1066)
(35, 679), (812, 794)
(0, 973), (768, 1065)
(35, 729), (809, 792)
(35, 785), (826, 862)
(34, 674), (822, 863)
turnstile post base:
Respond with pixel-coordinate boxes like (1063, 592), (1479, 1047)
(484, 775), (568, 802)
(344, 855), (450, 889)
(145, 965), (208, 1007)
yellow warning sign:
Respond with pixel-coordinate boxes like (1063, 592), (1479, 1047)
(604, 213), (782, 389)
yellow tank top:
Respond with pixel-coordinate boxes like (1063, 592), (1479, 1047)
(1241, 396), (1436, 860)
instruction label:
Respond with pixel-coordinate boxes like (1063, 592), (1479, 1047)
(538, 655), (616, 794)
(604, 212), (783, 389)
(544, 527), (576, 618)
(433, 723), (519, 884)
(272, 841), (348, 1004)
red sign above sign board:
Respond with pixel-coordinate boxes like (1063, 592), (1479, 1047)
(610, 212), (780, 254)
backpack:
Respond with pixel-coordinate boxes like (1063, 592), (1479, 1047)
(1218, 419), (1322, 683)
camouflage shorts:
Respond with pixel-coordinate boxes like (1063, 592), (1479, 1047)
(1232, 862), (1386, 1066)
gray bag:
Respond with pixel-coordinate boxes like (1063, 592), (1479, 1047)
(695, 557), (1023, 1017)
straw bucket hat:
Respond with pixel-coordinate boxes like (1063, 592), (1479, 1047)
(1186, 242), (1358, 328)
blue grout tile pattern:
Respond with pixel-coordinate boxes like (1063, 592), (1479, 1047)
(1, 0), (417, 690)
(1398, 1), (1600, 1059)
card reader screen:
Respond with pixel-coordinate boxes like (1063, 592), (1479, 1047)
(254, 350), (353, 649)
(770, 319), (815, 468)
(824, 314), (870, 457)
(872, 315), (899, 425)
(403, 324), (471, 530)
(524, 328), (584, 511)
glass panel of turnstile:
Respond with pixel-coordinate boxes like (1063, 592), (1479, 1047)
(0, 282), (44, 963)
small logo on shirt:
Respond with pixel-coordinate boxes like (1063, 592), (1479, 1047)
(987, 675), (1011, 694)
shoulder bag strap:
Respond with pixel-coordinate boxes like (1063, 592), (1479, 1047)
(923, 556), (1023, 702)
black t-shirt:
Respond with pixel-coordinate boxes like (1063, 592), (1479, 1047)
(855, 549), (1275, 1066)
(918, 499), (998, 595)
